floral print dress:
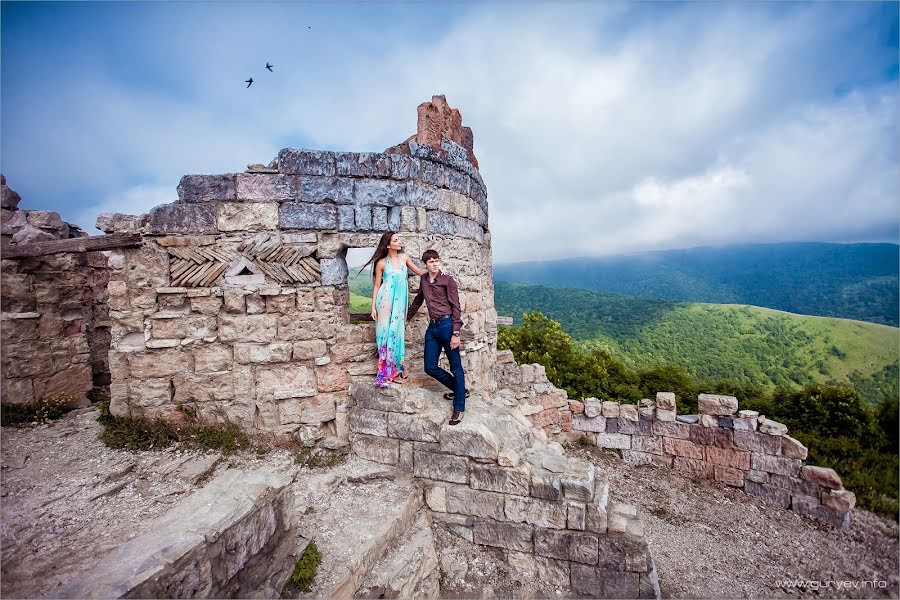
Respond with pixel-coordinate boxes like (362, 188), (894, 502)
(374, 256), (408, 387)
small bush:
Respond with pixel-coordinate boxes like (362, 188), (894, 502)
(290, 540), (322, 592)
(1, 394), (77, 426)
(294, 447), (346, 469)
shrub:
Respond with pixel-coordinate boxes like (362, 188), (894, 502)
(290, 540), (322, 592)
(1, 394), (77, 426)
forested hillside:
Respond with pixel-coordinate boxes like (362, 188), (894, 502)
(494, 281), (899, 407)
(494, 242), (899, 326)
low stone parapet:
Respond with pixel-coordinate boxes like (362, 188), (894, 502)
(56, 469), (298, 598)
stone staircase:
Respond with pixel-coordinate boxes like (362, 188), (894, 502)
(348, 378), (661, 599)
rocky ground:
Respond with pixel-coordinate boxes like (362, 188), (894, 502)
(1, 408), (897, 599)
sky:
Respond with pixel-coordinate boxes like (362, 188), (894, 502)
(2, 1), (898, 263)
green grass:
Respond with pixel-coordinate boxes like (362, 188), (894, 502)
(290, 540), (322, 592)
(495, 281), (899, 406)
(349, 291), (371, 313)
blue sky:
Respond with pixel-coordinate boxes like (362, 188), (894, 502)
(2, 1), (898, 262)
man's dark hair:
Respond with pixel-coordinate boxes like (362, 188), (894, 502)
(422, 249), (440, 263)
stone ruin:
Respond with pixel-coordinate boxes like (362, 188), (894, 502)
(0, 95), (856, 597)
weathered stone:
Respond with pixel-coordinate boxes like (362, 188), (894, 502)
(619, 404), (639, 421)
(149, 204), (217, 234)
(507, 551), (570, 587)
(424, 485), (447, 512)
(567, 501), (587, 530)
(473, 519), (533, 553)
(352, 434), (399, 465)
(530, 469), (562, 501)
(470, 463), (530, 496)
(255, 363), (317, 401)
(177, 174), (235, 201)
(292, 340), (328, 361)
(688, 426), (733, 449)
(194, 345), (233, 373)
(751, 453), (802, 477)
(780, 435), (808, 460)
(596, 433), (630, 450)
(655, 408), (676, 422)
(655, 392), (676, 410)
(746, 469), (769, 484)
(128, 350), (191, 378)
(439, 421), (499, 459)
(348, 407), (389, 436)
(676, 414), (700, 424)
(498, 447), (520, 468)
(733, 430), (782, 455)
(800, 465), (843, 489)
(768, 473), (818, 497)
(541, 449), (568, 473)
(617, 417), (652, 435)
(504, 495), (567, 529)
(630, 436), (663, 455)
(714, 465), (745, 487)
(152, 315), (216, 340)
(446, 485), (505, 520)
(704, 446), (751, 470)
(337, 205), (355, 231)
(732, 417), (758, 431)
(620, 450), (653, 465)
(218, 314), (277, 343)
(235, 173), (297, 200)
(651, 420), (690, 439)
(278, 394), (336, 425)
(353, 179), (407, 206)
(216, 202), (278, 231)
(278, 149), (336, 176)
(414, 450), (468, 484)
(821, 488), (856, 511)
(607, 502), (645, 537)
(298, 176), (353, 204)
(744, 481), (791, 508)
(758, 418), (788, 436)
(560, 459), (595, 502)
(279, 203), (337, 230)
(572, 565), (639, 599)
(534, 528), (598, 565)
(697, 393), (738, 415)
(791, 494), (850, 529)
(387, 409), (444, 442)
(572, 414), (606, 433)
(700, 414), (719, 428)
(663, 437), (704, 460)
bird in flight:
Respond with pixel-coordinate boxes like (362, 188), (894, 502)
(266, 62), (274, 72)
(245, 77), (253, 88)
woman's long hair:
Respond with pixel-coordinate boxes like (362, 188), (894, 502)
(358, 231), (397, 280)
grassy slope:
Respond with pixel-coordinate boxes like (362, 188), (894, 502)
(495, 281), (898, 405)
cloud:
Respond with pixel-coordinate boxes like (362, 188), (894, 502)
(1, 2), (896, 261)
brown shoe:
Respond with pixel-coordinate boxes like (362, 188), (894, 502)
(449, 411), (463, 426)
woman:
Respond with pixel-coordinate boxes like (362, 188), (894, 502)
(360, 231), (426, 387)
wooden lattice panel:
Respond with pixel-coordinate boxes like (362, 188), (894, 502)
(167, 238), (319, 287)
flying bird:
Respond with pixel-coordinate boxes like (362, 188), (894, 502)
(266, 62), (274, 72)
(245, 77), (253, 88)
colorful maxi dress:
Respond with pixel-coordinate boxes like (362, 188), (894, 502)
(374, 256), (408, 387)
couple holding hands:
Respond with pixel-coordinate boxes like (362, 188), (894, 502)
(360, 232), (468, 426)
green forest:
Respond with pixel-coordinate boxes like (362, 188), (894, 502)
(498, 312), (899, 517)
(494, 281), (899, 408)
(494, 242), (899, 326)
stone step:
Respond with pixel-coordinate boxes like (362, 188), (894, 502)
(292, 462), (424, 600)
(355, 510), (440, 599)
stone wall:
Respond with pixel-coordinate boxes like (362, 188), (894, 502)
(1, 176), (110, 408)
(106, 137), (497, 442)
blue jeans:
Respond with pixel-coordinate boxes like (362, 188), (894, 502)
(423, 316), (466, 412)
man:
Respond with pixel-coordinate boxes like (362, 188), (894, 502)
(407, 249), (468, 425)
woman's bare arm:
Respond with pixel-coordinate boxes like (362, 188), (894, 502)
(371, 259), (385, 319)
(405, 255), (426, 277)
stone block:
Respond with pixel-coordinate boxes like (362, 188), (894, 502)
(769, 473), (818, 497)
(194, 345), (233, 373)
(651, 420), (689, 439)
(353, 179), (407, 206)
(620, 450), (653, 465)
(439, 421), (500, 459)
(630, 435), (663, 455)
(446, 485), (505, 520)
(571, 565), (639, 599)
(821, 488), (856, 511)
(151, 315), (217, 340)
(216, 202), (278, 231)
(688, 426), (733, 448)
(560, 458), (595, 502)
(620, 404), (639, 420)
(414, 450), (469, 484)
(470, 463), (531, 495)
(744, 481), (791, 508)
(697, 393), (738, 415)
(298, 176), (353, 203)
(607, 502), (644, 537)
(255, 363), (317, 401)
(218, 314), (277, 343)
(507, 551), (569, 587)
(567, 501), (587, 530)
(371, 206), (388, 231)
(656, 392), (676, 410)
(348, 407), (389, 436)
(780, 435), (808, 460)
(746, 469), (769, 484)
(751, 453), (802, 477)
(732, 416), (758, 431)
(618, 417), (652, 435)
(278, 394), (337, 425)
(314, 363), (349, 393)
(387, 409), (444, 442)
(596, 433), (630, 449)
(149, 204), (216, 234)
(279, 203), (337, 230)
(800, 465), (843, 489)
(473, 519), (533, 553)
(534, 528), (598, 565)
(672, 457), (714, 480)
(662, 437), (704, 460)
(351, 433), (399, 465)
(791, 494), (850, 529)
(504, 495), (568, 529)
(292, 340), (328, 361)
(714, 465), (745, 487)
(704, 446), (751, 470)
(573, 414), (607, 433)
(424, 485), (447, 512)
(235, 173), (297, 200)
(128, 350), (191, 378)
(337, 205), (355, 231)
(530, 469), (562, 501)
(177, 174), (235, 201)
(733, 430), (781, 455)
(277, 149), (335, 176)
(758, 418), (788, 436)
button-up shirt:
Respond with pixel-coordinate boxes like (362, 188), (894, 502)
(407, 271), (463, 333)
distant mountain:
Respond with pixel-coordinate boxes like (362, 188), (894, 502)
(494, 242), (899, 326)
(494, 281), (899, 407)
